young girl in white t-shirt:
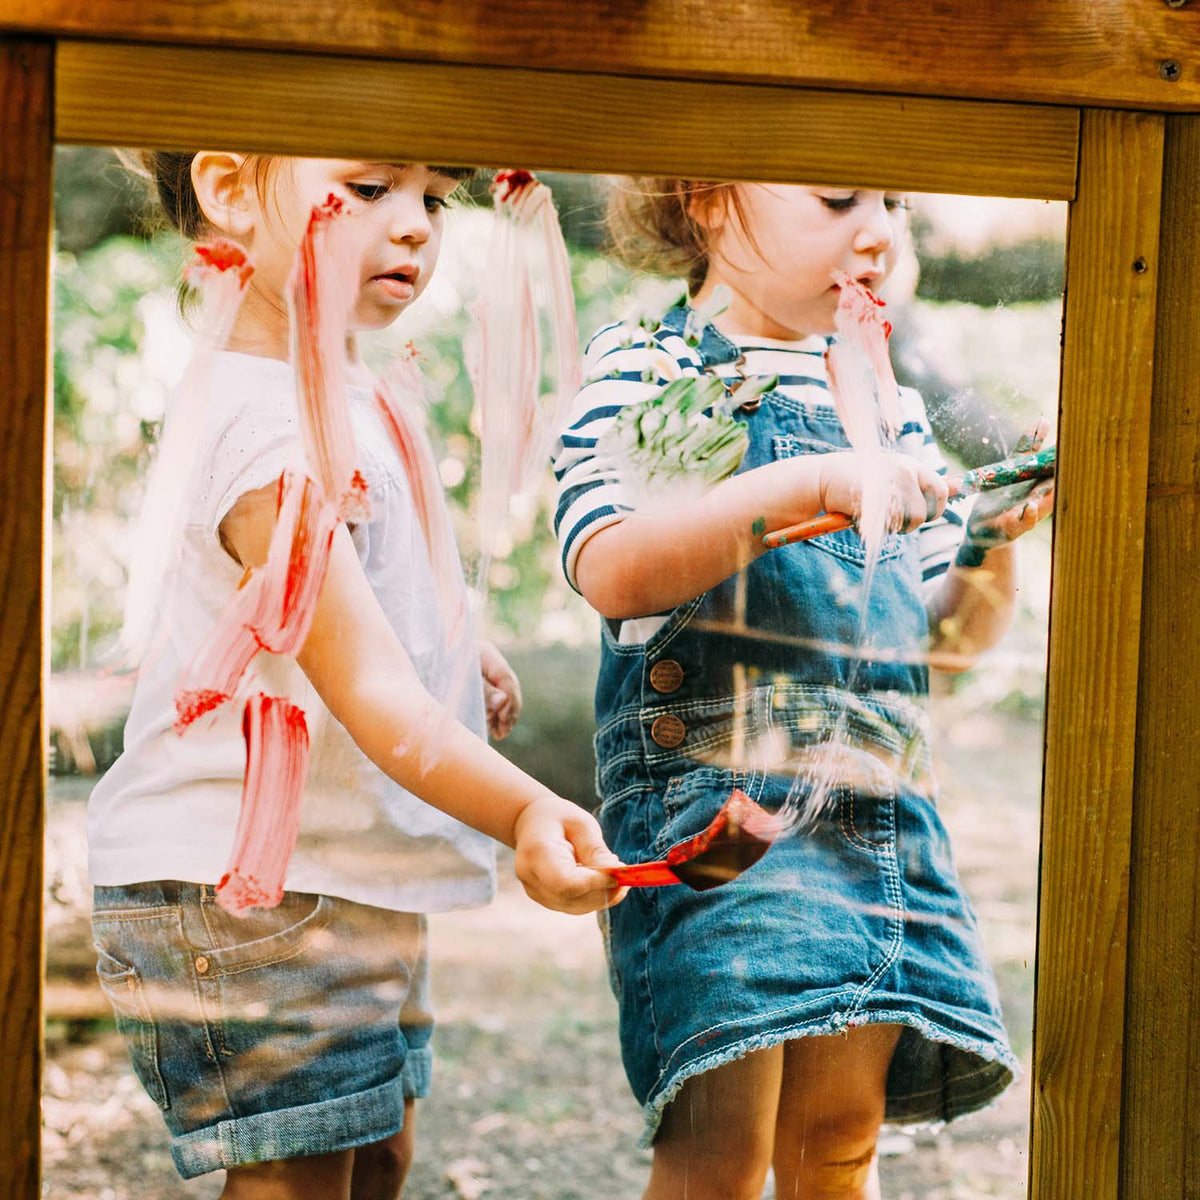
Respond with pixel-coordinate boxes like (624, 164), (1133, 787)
(87, 152), (625, 1199)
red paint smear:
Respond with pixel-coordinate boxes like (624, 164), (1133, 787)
(173, 472), (337, 731)
(215, 692), (310, 914)
(490, 168), (536, 204)
(288, 194), (371, 522)
(829, 269), (903, 441)
(173, 583), (262, 732)
(605, 789), (785, 891)
(250, 472), (338, 656)
(188, 238), (255, 288)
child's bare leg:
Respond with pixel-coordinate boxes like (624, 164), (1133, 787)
(351, 1099), (417, 1200)
(771, 1023), (902, 1200)
(220, 1149), (354, 1200)
(645, 1044), (784, 1200)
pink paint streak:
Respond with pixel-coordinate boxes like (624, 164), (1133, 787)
(173, 472), (337, 731)
(374, 372), (466, 643)
(288, 193), (372, 521)
(829, 269), (903, 444)
(120, 238), (256, 667)
(470, 169), (581, 589)
(215, 692), (310, 914)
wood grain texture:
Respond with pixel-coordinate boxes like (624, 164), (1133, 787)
(53, 40), (1080, 199)
(4, 0), (1200, 111)
(1031, 109), (1164, 1200)
(0, 37), (51, 1200)
(1121, 114), (1200, 1200)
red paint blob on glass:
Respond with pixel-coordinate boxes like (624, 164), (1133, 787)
(215, 693), (310, 914)
(188, 238), (255, 288)
(490, 168), (536, 204)
(603, 789), (785, 892)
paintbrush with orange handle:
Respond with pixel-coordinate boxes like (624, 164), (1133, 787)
(761, 444), (1056, 550)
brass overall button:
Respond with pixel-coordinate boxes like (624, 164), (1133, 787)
(649, 659), (685, 693)
(650, 713), (687, 749)
(195, 956), (210, 975)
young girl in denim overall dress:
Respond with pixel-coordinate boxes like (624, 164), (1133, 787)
(553, 180), (1054, 1198)
(88, 154), (625, 1200)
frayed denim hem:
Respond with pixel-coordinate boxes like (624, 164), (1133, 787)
(637, 1006), (1019, 1148)
(170, 1077), (406, 1179)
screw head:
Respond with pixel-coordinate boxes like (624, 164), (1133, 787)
(1164, 0), (1189, 9)
(1133, 257), (1149, 274)
(1160, 59), (1183, 81)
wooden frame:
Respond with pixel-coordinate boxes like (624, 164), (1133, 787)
(0, 9), (1195, 1198)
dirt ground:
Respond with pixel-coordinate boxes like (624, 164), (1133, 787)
(42, 698), (1040, 1200)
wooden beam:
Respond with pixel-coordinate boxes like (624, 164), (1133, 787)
(4, 0), (1200, 112)
(53, 41), (1079, 200)
(1031, 109), (1164, 1200)
(0, 36), (52, 1200)
(1121, 113), (1200, 1200)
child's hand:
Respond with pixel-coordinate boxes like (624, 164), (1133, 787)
(479, 639), (522, 740)
(817, 451), (949, 533)
(961, 423), (1056, 559)
(512, 793), (628, 915)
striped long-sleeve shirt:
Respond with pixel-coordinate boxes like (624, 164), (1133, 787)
(552, 317), (967, 638)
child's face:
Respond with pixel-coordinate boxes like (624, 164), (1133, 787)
(244, 158), (458, 334)
(704, 184), (912, 339)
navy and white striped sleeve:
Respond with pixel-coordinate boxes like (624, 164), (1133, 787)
(895, 386), (968, 601)
(552, 323), (692, 593)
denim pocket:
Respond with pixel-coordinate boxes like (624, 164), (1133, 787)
(654, 767), (760, 856)
(772, 434), (904, 566)
(94, 945), (170, 1109)
(194, 892), (337, 1060)
(197, 891), (333, 976)
(839, 783), (898, 852)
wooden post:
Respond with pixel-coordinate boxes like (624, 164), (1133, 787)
(1121, 113), (1200, 1200)
(1031, 108), (1164, 1200)
(0, 35), (52, 1200)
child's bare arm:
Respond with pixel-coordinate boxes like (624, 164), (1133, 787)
(576, 452), (947, 620)
(220, 485), (624, 915)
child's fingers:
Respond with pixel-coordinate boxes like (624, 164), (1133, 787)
(519, 851), (627, 914)
(513, 803), (628, 914)
(1013, 419), (1050, 456)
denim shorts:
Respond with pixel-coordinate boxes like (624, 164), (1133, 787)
(91, 881), (432, 1179)
(597, 763), (1019, 1145)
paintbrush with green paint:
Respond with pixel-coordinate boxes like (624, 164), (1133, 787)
(761, 444), (1057, 549)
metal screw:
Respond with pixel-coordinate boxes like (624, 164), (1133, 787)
(1164, 0), (1190, 9)
(1133, 258), (1148, 274)
(1160, 59), (1183, 81)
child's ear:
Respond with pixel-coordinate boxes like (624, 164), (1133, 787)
(191, 151), (256, 240)
(685, 183), (731, 233)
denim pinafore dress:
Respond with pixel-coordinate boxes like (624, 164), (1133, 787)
(594, 307), (1017, 1143)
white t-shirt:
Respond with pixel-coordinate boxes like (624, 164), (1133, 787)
(88, 352), (496, 913)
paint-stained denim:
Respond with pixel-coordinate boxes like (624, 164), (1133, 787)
(91, 881), (430, 1178)
(594, 307), (1017, 1143)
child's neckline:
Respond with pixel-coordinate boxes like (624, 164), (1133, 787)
(727, 331), (829, 354)
(215, 349), (373, 395)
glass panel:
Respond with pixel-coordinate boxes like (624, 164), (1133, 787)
(45, 147), (1062, 1199)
